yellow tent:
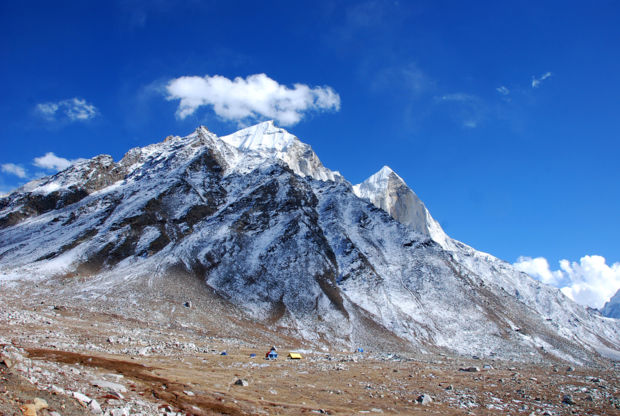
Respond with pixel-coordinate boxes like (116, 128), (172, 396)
(287, 352), (302, 359)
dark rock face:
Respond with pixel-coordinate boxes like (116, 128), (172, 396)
(181, 164), (346, 319)
(0, 187), (89, 228)
(72, 149), (228, 274)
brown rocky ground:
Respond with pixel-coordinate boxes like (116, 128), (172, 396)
(1, 289), (619, 416)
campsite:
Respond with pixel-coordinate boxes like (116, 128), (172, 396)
(1, 295), (618, 415)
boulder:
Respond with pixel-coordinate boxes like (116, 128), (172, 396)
(0, 355), (12, 368)
(89, 399), (103, 414)
(92, 379), (127, 393)
(20, 398), (48, 416)
(73, 391), (92, 406)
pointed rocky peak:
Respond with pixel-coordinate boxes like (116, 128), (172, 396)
(353, 165), (406, 195)
(218, 121), (342, 183)
(375, 165), (398, 179)
(353, 166), (449, 248)
(193, 125), (219, 140)
(196, 124), (212, 134)
(353, 165), (402, 198)
(220, 120), (297, 152)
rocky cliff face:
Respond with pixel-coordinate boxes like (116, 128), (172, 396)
(0, 121), (618, 363)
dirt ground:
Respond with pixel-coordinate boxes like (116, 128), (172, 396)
(1, 293), (619, 415)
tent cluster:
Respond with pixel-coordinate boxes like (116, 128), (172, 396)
(219, 346), (304, 360)
(260, 347), (302, 360)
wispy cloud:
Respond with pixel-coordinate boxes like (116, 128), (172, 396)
(496, 86), (510, 95)
(1, 163), (27, 178)
(514, 255), (620, 309)
(33, 152), (75, 171)
(165, 73), (340, 126)
(36, 98), (98, 122)
(437, 93), (476, 102)
(531, 72), (552, 88)
(435, 93), (485, 128)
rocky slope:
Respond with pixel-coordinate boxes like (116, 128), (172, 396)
(0, 121), (618, 364)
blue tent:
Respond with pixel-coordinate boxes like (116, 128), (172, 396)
(265, 346), (278, 360)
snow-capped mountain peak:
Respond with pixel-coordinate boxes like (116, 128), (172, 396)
(353, 165), (401, 195)
(220, 120), (342, 182)
(375, 165), (399, 179)
(220, 120), (295, 152)
(353, 165), (449, 247)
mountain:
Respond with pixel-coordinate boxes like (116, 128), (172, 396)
(602, 289), (620, 319)
(1, 121), (619, 363)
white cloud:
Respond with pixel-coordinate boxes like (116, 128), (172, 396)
(514, 256), (564, 286)
(531, 72), (552, 88)
(1, 163), (27, 178)
(36, 98), (97, 122)
(36, 102), (59, 118)
(514, 255), (620, 309)
(165, 73), (341, 126)
(33, 152), (73, 171)
(496, 86), (510, 95)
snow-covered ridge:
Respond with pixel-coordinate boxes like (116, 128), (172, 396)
(220, 120), (296, 152)
(2, 121), (342, 202)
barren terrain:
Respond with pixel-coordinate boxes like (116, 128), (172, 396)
(1, 287), (618, 416)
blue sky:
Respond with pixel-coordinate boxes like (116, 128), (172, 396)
(1, 0), (619, 307)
